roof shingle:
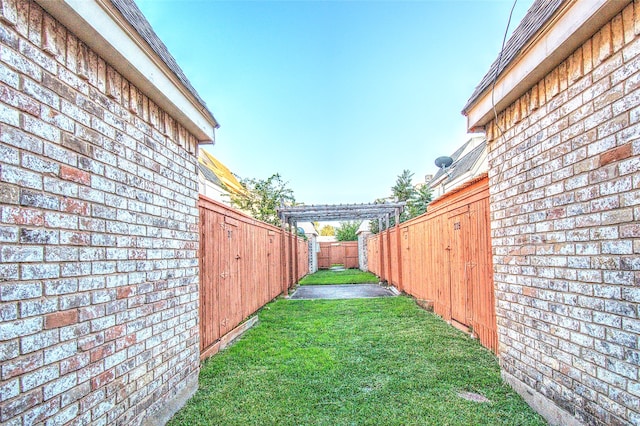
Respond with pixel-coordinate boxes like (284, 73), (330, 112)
(110, 0), (217, 125)
(462, 0), (565, 113)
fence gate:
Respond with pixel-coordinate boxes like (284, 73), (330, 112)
(318, 241), (359, 269)
(448, 208), (470, 329)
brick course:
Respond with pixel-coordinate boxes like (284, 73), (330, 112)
(0, 0), (201, 424)
(485, 3), (640, 425)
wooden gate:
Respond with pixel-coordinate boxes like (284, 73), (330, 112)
(448, 208), (470, 330)
(199, 195), (308, 358)
(318, 241), (359, 269)
(366, 176), (497, 353)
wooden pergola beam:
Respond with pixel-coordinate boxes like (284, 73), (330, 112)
(278, 202), (406, 223)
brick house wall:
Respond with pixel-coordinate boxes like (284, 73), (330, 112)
(0, 1), (203, 424)
(483, 3), (640, 425)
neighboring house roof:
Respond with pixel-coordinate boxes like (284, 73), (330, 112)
(198, 163), (223, 187)
(463, 0), (564, 113)
(110, 0), (217, 127)
(429, 137), (486, 188)
(198, 149), (246, 197)
(298, 222), (319, 236)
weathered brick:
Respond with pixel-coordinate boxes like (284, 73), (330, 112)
(44, 211), (77, 229)
(0, 281), (41, 300)
(21, 398), (61, 426)
(44, 309), (78, 329)
(21, 263), (59, 280)
(61, 133), (93, 157)
(19, 227), (58, 244)
(20, 329), (58, 354)
(44, 246), (78, 262)
(20, 364), (58, 393)
(0, 183), (19, 204)
(0, 164), (42, 189)
(1, 351), (42, 380)
(22, 115), (60, 142)
(0, 245), (42, 262)
(20, 298), (57, 317)
(43, 373), (77, 401)
(19, 189), (59, 210)
(59, 165), (90, 185)
(600, 142), (633, 166)
(59, 198), (89, 215)
(0, 83), (39, 115)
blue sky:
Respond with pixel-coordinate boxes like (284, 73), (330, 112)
(136, 0), (532, 205)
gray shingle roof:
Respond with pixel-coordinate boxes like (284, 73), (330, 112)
(462, 0), (565, 113)
(198, 163), (224, 187)
(110, 0), (218, 126)
(429, 138), (486, 186)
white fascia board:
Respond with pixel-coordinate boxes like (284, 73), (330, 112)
(466, 0), (629, 131)
(36, 0), (216, 142)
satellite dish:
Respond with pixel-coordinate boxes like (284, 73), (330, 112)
(434, 156), (453, 169)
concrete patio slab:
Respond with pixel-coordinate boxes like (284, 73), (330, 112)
(289, 284), (398, 300)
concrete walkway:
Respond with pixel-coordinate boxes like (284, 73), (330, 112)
(289, 284), (398, 300)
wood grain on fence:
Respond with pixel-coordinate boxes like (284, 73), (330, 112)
(199, 195), (308, 357)
(367, 177), (497, 353)
(318, 241), (359, 269)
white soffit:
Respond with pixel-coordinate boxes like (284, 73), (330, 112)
(466, 0), (630, 131)
(36, 0), (216, 142)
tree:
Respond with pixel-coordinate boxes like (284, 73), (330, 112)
(370, 170), (432, 233)
(229, 173), (295, 226)
(392, 169), (415, 203)
(319, 224), (335, 236)
(335, 221), (361, 241)
(407, 184), (432, 218)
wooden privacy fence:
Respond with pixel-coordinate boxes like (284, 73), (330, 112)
(317, 241), (359, 269)
(368, 176), (497, 353)
(199, 195), (308, 358)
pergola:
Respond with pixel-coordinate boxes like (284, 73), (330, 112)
(277, 202), (406, 285)
(278, 202), (406, 227)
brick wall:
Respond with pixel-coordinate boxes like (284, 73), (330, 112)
(0, 1), (201, 424)
(485, 3), (640, 425)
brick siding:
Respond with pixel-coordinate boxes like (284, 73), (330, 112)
(485, 3), (640, 425)
(0, 1), (201, 424)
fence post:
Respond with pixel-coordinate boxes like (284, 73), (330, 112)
(385, 214), (391, 284)
(378, 218), (384, 280)
(281, 220), (287, 296)
(395, 208), (403, 291)
(293, 221), (299, 283)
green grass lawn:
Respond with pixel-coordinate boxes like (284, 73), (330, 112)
(168, 297), (546, 426)
(298, 268), (380, 285)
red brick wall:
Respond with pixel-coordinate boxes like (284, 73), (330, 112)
(0, 1), (201, 424)
(485, 3), (640, 425)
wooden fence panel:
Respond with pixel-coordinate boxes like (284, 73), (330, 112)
(344, 243), (358, 269)
(199, 195), (309, 357)
(367, 235), (380, 276)
(389, 228), (399, 287)
(318, 242), (359, 269)
(365, 177), (497, 353)
(329, 243), (344, 266)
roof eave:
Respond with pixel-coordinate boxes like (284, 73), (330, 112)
(463, 0), (629, 131)
(37, 0), (218, 142)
